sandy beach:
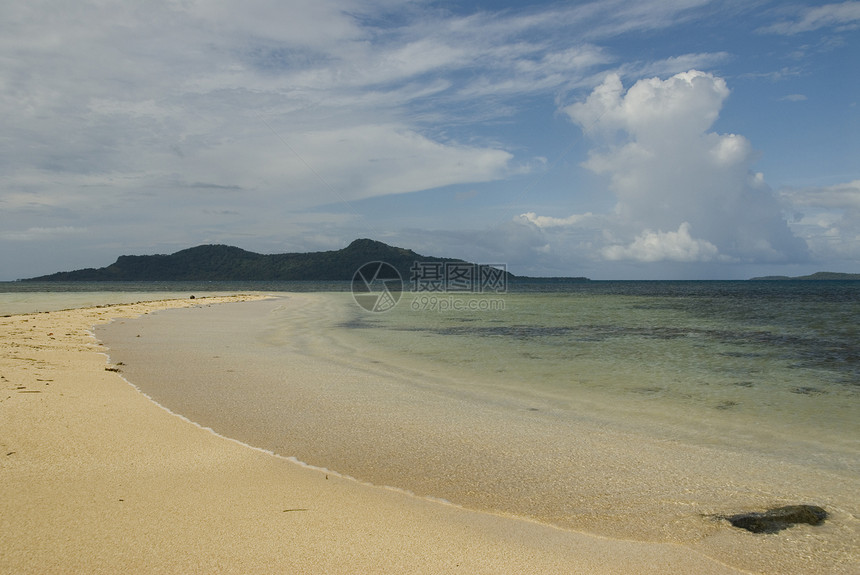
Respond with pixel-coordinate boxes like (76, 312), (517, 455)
(0, 295), (842, 573)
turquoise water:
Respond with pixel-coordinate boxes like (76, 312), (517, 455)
(347, 282), (859, 471)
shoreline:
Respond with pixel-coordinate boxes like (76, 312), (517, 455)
(0, 295), (835, 573)
(96, 294), (859, 574)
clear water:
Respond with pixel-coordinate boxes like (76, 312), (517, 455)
(346, 282), (860, 471)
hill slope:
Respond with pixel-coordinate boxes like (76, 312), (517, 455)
(24, 239), (495, 282)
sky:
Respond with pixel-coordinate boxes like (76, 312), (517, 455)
(1, 0), (858, 280)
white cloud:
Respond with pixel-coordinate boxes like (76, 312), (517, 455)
(783, 179), (860, 210)
(565, 70), (729, 139)
(780, 180), (860, 260)
(0, 226), (89, 242)
(629, 51), (732, 79)
(284, 124), (515, 201)
(2, 0), (544, 270)
(182, 0), (369, 48)
(572, 0), (715, 39)
(601, 222), (726, 262)
(519, 211), (597, 228)
(761, 1), (860, 35)
(521, 70), (808, 266)
(0, 0), (626, 215)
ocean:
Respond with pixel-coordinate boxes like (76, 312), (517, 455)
(6, 280), (858, 572)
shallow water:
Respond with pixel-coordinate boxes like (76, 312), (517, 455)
(350, 286), (859, 472)
(95, 285), (860, 573)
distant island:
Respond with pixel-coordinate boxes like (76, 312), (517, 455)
(749, 272), (860, 281)
(23, 239), (551, 283)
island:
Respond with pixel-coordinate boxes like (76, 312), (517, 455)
(749, 272), (860, 281)
(21, 239), (535, 283)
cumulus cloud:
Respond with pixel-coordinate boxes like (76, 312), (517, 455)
(601, 222), (725, 262)
(565, 70), (728, 139)
(529, 70), (809, 264)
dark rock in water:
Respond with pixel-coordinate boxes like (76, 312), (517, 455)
(189, 295), (195, 299)
(724, 505), (827, 533)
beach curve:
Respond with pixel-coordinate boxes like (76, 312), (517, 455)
(0, 295), (773, 573)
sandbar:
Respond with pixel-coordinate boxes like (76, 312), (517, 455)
(0, 296), (798, 573)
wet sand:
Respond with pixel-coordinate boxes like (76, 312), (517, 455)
(95, 294), (859, 574)
(0, 295), (752, 574)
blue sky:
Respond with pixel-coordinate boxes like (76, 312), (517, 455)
(1, 0), (858, 280)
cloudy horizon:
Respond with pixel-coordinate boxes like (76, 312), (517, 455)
(1, 0), (858, 280)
